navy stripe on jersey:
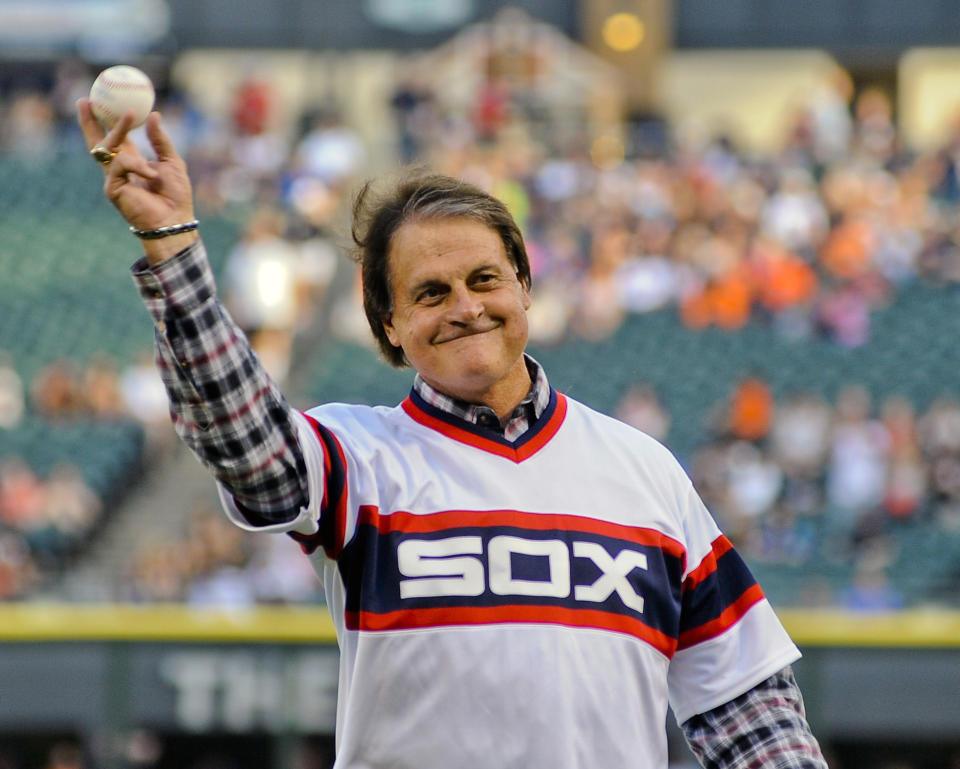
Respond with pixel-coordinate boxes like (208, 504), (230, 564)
(288, 414), (348, 559)
(337, 507), (687, 657)
(677, 535), (765, 650)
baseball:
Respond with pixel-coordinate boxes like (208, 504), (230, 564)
(89, 65), (155, 129)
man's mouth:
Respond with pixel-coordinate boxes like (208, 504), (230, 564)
(435, 324), (499, 344)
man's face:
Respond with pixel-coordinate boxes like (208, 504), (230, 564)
(382, 216), (532, 415)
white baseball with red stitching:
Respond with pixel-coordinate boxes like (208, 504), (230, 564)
(89, 65), (156, 129)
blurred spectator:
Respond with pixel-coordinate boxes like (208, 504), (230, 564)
(0, 458), (46, 532)
(390, 73), (438, 162)
(0, 352), (25, 429)
(770, 392), (833, 479)
(760, 167), (828, 255)
(41, 463), (102, 547)
(294, 110), (366, 189)
(1, 91), (56, 155)
(816, 284), (873, 347)
(50, 57), (94, 127)
(0, 456), (103, 572)
(826, 386), (890, 522)
(82, 354), (125, 419)
(232, 75), (273, 137)
(806, 67), (854, 166)
(571, 223), (629, 339)
(840, 564), (904, 611)
(247, 534), (323, 604)
(121, 351), (177, 455)
(725, 376), (774, 443)
(222, 207), (301, 384)
(29, 356), (153, 421)
(225, 75), (288, 196)
(880, 397), (927, 520)
(722, 441), (784, 534)
(920, 396), (960, 527)
(124, 507), (322, 605)
(616, 252), (678, 314)
(0, 531), (39, 599)
(750, 236), (818, 325)
(615, 384), (671, 442)
(472, 74), (511, 142)
(852, 86), (896, 163)
(750, 504), (816, 565)
(30, 358), (84, 418)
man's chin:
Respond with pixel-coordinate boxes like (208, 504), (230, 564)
(424, 364), (501, 398)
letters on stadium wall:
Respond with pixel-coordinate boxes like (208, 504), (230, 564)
(0, 643), (340, 735)
(159, 649), (339, 733)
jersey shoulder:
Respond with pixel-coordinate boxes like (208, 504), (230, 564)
(561, 393), (683, 468)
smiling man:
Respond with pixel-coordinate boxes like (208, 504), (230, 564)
(78, 102), (827, 769)
(381, 216), (531, 417)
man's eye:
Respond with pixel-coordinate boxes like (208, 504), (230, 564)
(418, 287), (443, 302)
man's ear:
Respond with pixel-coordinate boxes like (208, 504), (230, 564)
(518, 277), (532, 310)
(382, 314), (401, 347)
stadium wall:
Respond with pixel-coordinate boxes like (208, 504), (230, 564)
(1, 606), (958, 767)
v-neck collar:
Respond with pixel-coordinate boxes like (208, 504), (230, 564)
(401, 387), (568, 463)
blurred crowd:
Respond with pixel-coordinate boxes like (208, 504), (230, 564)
(0, 457), (99, 599)
(3, 52), (960, 606)
(382, 68), (960, 351)
(695, 378), (960, 608)
(613, 373), (960, 609)
(122, 505), (322, 605)
(0, 350), (168, 599)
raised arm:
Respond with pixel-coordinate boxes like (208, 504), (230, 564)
(76, 101), (311, 525)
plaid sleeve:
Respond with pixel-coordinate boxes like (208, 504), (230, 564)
(131, 241), (308, 523)
(681, 666), (828, 769)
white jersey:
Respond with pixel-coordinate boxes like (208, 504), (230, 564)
(220, 389), (800, 769)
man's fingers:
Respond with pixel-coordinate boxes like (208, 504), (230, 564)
(76, 98), (105, 150)
(104, 151), (159, 193)
(102, 110), (137, 153)
(146, 112), (179, 162)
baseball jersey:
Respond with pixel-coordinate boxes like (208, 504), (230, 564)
(219, 387), (800, 769)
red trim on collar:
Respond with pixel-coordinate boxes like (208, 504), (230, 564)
(400, 393), (568, 463)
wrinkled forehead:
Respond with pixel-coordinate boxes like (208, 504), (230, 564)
(386, 216), (513, 283)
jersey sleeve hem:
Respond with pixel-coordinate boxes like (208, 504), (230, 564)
(215, 410), (326, 536)
(673, 645), (801, 725)
(669, 599), (802, 723)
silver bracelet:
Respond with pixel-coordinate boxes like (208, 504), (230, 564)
(130, 219), (199, 240)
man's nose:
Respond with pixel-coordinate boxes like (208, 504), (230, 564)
(448, 285), (483, 321)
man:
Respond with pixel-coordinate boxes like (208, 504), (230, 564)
(78, 103), (827, 769)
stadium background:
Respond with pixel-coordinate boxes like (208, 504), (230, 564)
(2, 0), (960, 766)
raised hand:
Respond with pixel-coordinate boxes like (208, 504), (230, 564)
(77, 99), (198, 264)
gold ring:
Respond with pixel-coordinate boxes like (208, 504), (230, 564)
(89, 145), (117, 165)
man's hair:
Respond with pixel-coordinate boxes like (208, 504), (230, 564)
(350, 170), (532, 368)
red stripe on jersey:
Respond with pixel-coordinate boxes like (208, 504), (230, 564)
(683, 535), (734, 590)
(356, 505), (686, 560)
(330, 436), (349, 557)
(400, 393), (567, 463)
(345, 604), (678, 657)
(676, 583), (765, 649)
(516, 394), (567, 460)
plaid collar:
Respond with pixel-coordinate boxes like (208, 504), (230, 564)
(412, 355), (550, 441)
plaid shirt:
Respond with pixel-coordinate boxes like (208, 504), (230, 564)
(412, 356), (550, 441)
(132, 240), (827, 769)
